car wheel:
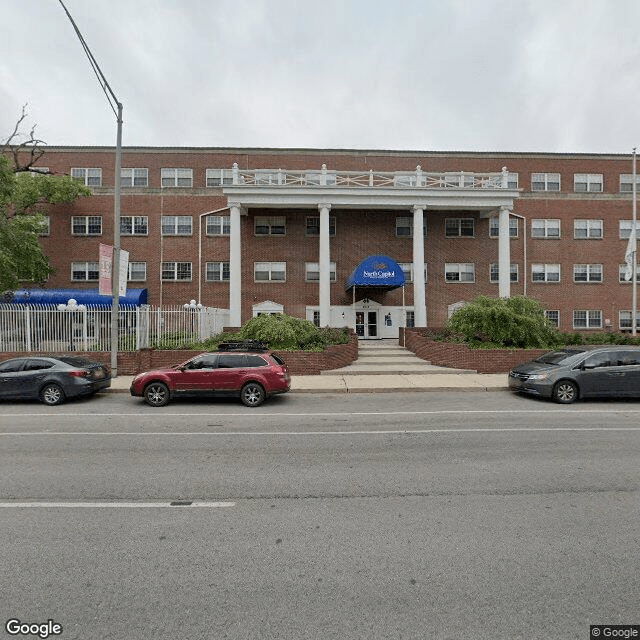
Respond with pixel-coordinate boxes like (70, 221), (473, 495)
(553, 380), (578, 404)
(40, 383), (65, 406)
(144, 382), (170, 407)
(241, 382), (265, 407)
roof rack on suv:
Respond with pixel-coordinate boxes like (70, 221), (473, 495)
(217, 340), (269, 353)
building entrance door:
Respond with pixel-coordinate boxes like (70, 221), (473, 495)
(355, 311), (378, 339)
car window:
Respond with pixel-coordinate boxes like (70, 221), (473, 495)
(536, 349), (585, 365)
(217, 355), (246, 369)
(271, 354), (286, 366)
(615, 351), (640, 366)
(24, 359), (55, 371)
(583, 352), (614, 368)
(56, 356), (94, 367)
(246, 355), (268, 368)
(190, 355), (218, 369)
(0, 359), (25, 373)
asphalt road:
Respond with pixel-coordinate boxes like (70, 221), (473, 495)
(1, 391), (639, 640)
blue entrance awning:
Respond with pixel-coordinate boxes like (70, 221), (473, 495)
(346, 255), (406, 291)
(8, 288), (148, 307)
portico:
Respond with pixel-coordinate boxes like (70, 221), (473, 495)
(222, 164), (519, 332)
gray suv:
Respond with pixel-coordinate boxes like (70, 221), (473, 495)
(508, 346), (640, 403)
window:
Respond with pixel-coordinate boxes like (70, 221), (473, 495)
(206, 261), (230, 282)
(445, 218), (474, 237)
(305, 262), (336, 282)
(619, 264), (640, 282)
(161, 216), (192, 235)
(532, 264), (560, 282)
(490, 263), (519, 283)
(254, 170), (279, 185)
(395, 217), (427, 238)
(620, 174), (640, 193)
(306, 216), (336, 236)
(39, 216), (50, 236)
(545, 310), (560, 328)
(71, 262), (99, 281)
(255, 216), (286, 235)
(254, 262), (286, 281)
(573, 310), (602, 329)
(619, 311), (640, 330)
(71, 168), (102, 186)
(305, 170), (336, 185)
(506, 172), (519, 189)
(206, 215), (230, 235)
(531, 172), (560, 191)
(531, 219), (560, 238)
(489, 217), (518, 238)
(574, 174), (603, 192)
(206, 169), (233, 187)
(573, 264), (602, 282)
(445, 263), (475, 282)
(121, 168), (148, 187)
(574, 219), (603, 239)
(120, 216), (148, 235)
(619, 220), (640, 239)
(399, 263), (427, 283)
(162, 262), (192, 281)
(161, 168), (193, 187)
(405, 311), (415, 328)
(128, 262), (147, 281)
(71, 216), (102, 235)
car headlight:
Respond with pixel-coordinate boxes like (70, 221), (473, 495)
(527, 373), (550, 381)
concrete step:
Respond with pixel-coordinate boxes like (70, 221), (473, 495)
(352, 356), (432, 364)
(322, 364), (476, 375)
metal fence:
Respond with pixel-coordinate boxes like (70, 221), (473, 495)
(0, 304), (230, 353)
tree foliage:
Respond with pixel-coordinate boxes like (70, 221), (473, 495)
(447, 295), (561, 349)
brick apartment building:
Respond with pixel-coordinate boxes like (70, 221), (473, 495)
(21, 146), (640, 338)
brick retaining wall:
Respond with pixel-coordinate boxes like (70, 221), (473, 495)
(399, 327), (548, 374)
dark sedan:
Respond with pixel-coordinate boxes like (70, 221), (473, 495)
(509, 346), (640, 403)
(0, 356), (111, 405)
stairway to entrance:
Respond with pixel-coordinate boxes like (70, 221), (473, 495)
(323, 339), (475, 375)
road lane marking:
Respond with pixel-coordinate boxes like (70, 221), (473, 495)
(0, 501), (235, 508)
(2, 427), (640, 436)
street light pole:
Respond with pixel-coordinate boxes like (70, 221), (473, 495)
(58, 0), (122, 376)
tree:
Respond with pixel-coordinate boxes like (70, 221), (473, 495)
(0, 108), (91, 292)
(447, 295), (561, 348)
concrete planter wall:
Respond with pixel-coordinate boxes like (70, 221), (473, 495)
(399, 327), (548, 374)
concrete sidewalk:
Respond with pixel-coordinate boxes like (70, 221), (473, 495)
(108, 372), (508, 394)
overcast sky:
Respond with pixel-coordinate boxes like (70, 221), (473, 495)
(2, 0), (639, 154)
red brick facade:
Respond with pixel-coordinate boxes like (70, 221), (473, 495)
(23, 146), (640, 333)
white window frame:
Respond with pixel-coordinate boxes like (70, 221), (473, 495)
(305, 262), (337, 282)
(120, 216), (148, 236)
(161, 216), (192, 236)
(305, 171), (337, 186)
(206, 215), (230, 236)
(489, 217), (518, 238)
(531, 219), (561, 238)
(490, 263), (519, 283)
(71, 168), (102, 187)
(38, 215), (50, 237)
(254, 262), (286, 282)
(506, 172), (519, 189)
(574, 219), (603, 239)
(574, 174), (603, 193)
(71, 215), (102, 236)
(71, 261), (99, 281)
(161, 168), (193, 188)
(445, 263), (475, 283)
(445, 218), (474, 237)
(619, 311), (640, 330)
(395, 217), (427, 238)
(545, 310), (560, 328)
(206, 169), (233, 187)
(161, 262), (192, 281)
(619, 174), (640, 193)
(127, 262), (147, 281)
(306, 216), (336, 236)
(573, 310), (602, 329)
(619, 264), (640, 282)
(531, 172), (560, 191)
(399, 263), (427, 283)
(254, 216), (286, 236)
(532, 264), (560, 283)
(619, 220), (640, 239)
(206, 261), (230, 282)
(573, 264), (603, 283)
(121, 168), (148, 187)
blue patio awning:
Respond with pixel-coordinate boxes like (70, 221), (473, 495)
(8, 288), (148, 307)
(345, 255), (405, 291)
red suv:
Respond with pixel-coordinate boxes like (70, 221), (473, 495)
(130, 341), (290, 407)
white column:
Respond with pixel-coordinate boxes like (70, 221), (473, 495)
(412, 205), (427, 327)
(229, 202), (242, 326)
(319, 203), (332, 327)
(498, 206), (511, 298)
